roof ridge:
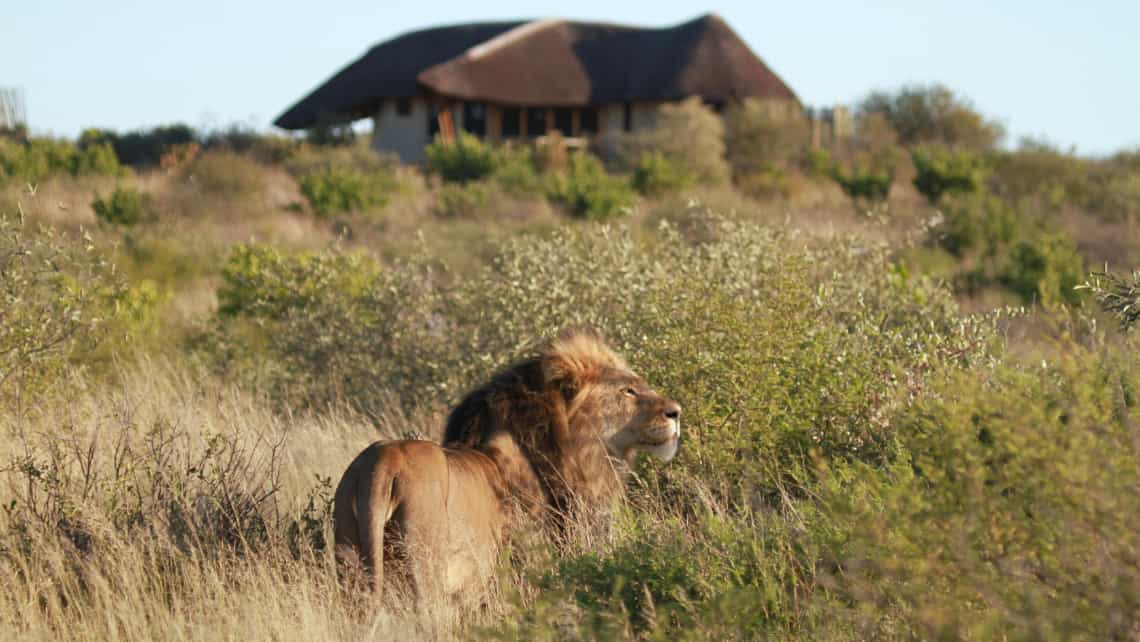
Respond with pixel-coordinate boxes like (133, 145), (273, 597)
(465, 19), (564, 61)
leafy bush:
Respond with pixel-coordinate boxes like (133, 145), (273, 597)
(81, 124), (198, 167)
(990, 141), (1140, 222)
(0, 216), (126, 407)
(622, 96), (730, 185)
(988, 140), (1090, 211)
(284, 139), (395, 178)
(723, 98), (810, 178)
(92, 186), (150, 226)
(736, 165), (794, 201)
(206, 217), (1000, 480)
(1000, 233), (1085, 305)
(933, 194), (1022, 257)
(424, 132), (498, 183)
(811, 149), (893, 204)
(858, 84), (1005, 150)
(545, 153), (636, 220)
(832, 162), (893, 203)
(0, 137), (123, 183)
(298, 168), (392, 216)
(183, 150), (266, 197)
(630, 151), (693, 196)
(822, 348), (1140, 639)
(911, 145), (990, 204)
(207, 244), (448, 410)
(1079, 268), (1140, 330)
(490, 146), (544, 197)
(434, 181), (491, 218)
(202, 125), (297, 164)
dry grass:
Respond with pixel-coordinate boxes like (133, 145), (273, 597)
(0, 361), (466, 641)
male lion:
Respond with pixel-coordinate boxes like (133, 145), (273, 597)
(333, 329), (681, 599)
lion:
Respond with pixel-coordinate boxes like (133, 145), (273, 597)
(333, 329), (681, 600)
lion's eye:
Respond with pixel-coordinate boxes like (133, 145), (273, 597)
(623, 387), (637, 398)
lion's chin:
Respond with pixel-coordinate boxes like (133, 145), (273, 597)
(642, 437), (679, 463)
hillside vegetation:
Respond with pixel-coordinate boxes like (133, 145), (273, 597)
(1, 84), (1139, 640)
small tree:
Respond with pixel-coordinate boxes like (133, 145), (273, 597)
(723, 98), (809, 178)
(545, 153), (636, 220)
(911, 146), (990, 204)
(622, 97), (729, 185)
(858, 84), (1004, 151)
(631, 151), (693, 196)
(0, 216), (125, 407)
(425, 132), (498, 183)
(92, 187), (149, 226)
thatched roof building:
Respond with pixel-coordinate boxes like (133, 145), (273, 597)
(275, 14), (799, 161)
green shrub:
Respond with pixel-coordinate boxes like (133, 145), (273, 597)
(184, 150), (265, 197)
(424, 132), (498, 183)
(298, 168), (391, 216)
(831, 162), (893, 203)
(490, 146), (544, 197)
(621, 96), (730, 185)
(73, 141), (123, 176)
(723, 98), (810, 178)
(1078, 268), (1140, 330)
(206, 217), (1000, 476)
(988, 141), (1090, 211)
(1000, 233), (1085, 305)
(81, 124), (198, 167)
(92, 187), (149, 226)
(630, 151), (694, 196)
(911, 146), (990, 204)
(207, 243), (446, 411)
(933, 194), (1022, 258)
(858, 84), (1005, 150)
(545, 153), (636, 220)
(0, 137), (123, 183)
(736, 165), (793, 200)
(822, 348), (1140, 640)
(202, 125), (297, 164)
(0, 216), (127, 406)
(284, 139), (394, 177)
(434, 181), (492, 218)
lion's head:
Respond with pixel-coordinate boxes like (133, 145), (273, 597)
(443, 329), (681, 520)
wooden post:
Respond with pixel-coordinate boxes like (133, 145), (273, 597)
(488, 105), (501, 141)
(438, 109), (456, 144)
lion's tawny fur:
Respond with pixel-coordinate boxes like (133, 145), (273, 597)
(333, 329), (681, 599)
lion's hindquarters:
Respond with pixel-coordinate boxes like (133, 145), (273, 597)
(335, 441), (469, 601)
(333, 443), (400, 594)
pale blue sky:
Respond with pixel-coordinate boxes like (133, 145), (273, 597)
(4, 1), (1137, 155)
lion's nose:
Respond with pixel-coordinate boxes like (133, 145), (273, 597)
(663, 402), (681, 420)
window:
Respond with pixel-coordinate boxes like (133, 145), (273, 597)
(428, 106), (440, 137)
(579, 107), (599, 134)
(623, 102), (633, 132)
(501, 107), (521, 137)
(527, 108), (548, 136)
(462, 102), (486, 136)
(554, 108), (573, 137)
(396, 98), (412, 116)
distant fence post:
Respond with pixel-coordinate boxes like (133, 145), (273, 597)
(0, 87), (27, 133)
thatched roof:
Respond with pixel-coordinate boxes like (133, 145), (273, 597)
(274, 14), (797, 130)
